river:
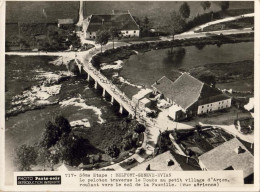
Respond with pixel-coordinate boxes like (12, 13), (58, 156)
(5, 55), (121, 184)
(101, 42), (254, 99)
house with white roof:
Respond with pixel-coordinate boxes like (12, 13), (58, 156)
(152, 73), (231, 121)
(82, 10), (140, 39)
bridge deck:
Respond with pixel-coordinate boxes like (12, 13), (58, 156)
(76, 59), (137, 116)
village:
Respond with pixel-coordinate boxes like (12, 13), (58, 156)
(5, 1), (255, 185)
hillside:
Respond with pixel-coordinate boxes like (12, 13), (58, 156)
(6, 1), (254, 26)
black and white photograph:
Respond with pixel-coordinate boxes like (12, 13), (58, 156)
(0, 0), (259, 191)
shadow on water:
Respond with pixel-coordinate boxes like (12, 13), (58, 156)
(163, 47), (186, 67)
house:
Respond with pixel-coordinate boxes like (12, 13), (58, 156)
(58, 19), (74, 28)
(198, 138), (254, 184)
(82, 10), (140, 39)
(131, 151), (183, 171)
(152, 73), (231, 121)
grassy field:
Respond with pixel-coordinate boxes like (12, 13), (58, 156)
(6, 1), (254, 28)
(184, 60), (254, 90)
(216, 79), (254, 92)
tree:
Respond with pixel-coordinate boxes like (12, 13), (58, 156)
(56, 133), (91, 166)
(40, 121), (61, 148)
(14, 144), (37, 171)
(179, 2), (190, 19)
(198, 73), (216, 87)
(68, 33), (81, 49)
(122, 139), (133, 151)
(55, 115), (71, 134)
(195, 124), (202, 135)
(109, 27), (119, 49)
(105, 145), (120, 158)
(218, 1), (229, 12)
(158, 131), (171, 154)
(134, 124), (146, 134)
(36, 147), (51, 169)
(95, 30), (110, 53)
(143, 16), (150, 36)
(200, 1), (211, 11)
(168, 11), (186, 36)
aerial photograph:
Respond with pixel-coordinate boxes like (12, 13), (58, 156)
(4, 0), (254, 185)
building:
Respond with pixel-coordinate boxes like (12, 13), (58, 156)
(132, 89), (152, 106)
(58, 19), (74, 28)
(82, 10), (140, 39)
(131, 151), (183, 171)
(152, 73), (231, 121)
(198, 138), (254, 183)
(139, 98), (151, 109)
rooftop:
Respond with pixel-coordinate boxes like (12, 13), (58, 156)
(153, 73), (203, 110)
(171, 152), (201, 170)
(132, 89), (152, 100)
(198, 138), (254, 178)
(131, 151), (183, 171)
(58, 19), (74, 24)
(140, 98), (150, 104)
(84, 13), (139, 32)
(153, 73), (229, 110)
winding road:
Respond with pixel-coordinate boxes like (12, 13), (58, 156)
(175, 13), (254, 40)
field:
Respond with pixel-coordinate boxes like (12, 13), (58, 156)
(6, 1), (254, 28)
(183, 60), (254, 92)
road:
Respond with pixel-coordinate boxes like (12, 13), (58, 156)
(175, 28), (253, 40)
(175, 13), (254, 40)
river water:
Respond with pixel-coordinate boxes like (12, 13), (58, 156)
(103, 42), (254, 99)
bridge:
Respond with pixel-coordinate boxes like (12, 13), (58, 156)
(75, 59), (142, 118)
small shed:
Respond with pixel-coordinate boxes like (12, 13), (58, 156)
(139, 98), (151, 109)
(168, 104), (185, 121)
(132, 89), (152, 106)
(58, 19), (74, 28)
(132, 93), (145, 106)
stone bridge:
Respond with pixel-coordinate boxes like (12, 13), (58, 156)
(75, 59), (141, 118)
